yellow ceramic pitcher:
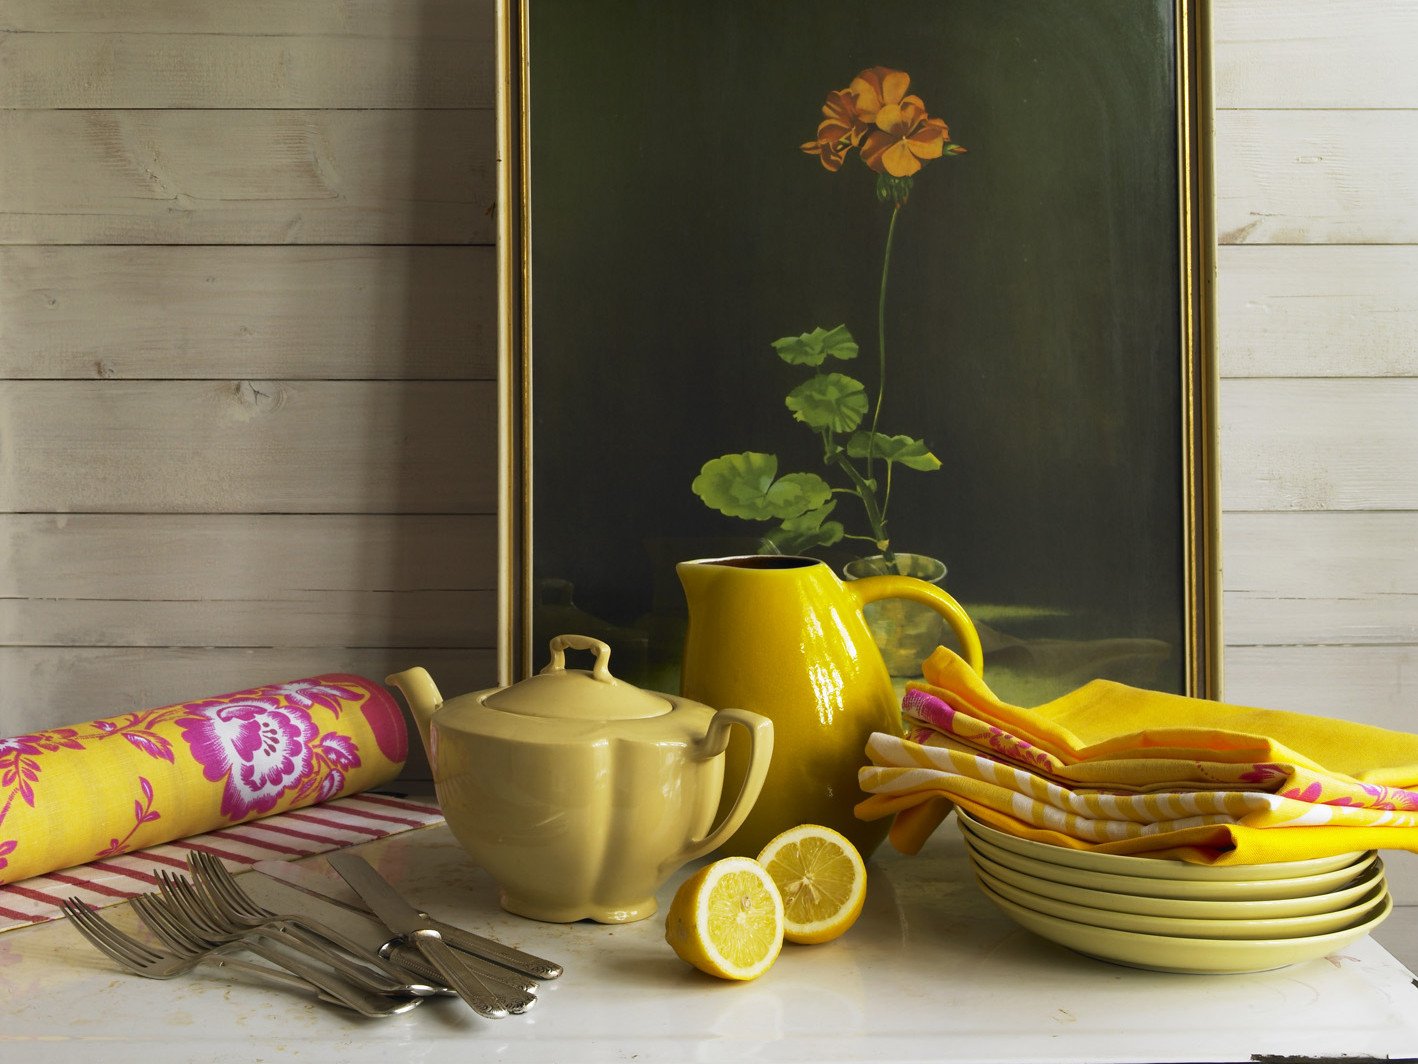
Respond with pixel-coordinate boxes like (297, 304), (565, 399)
(677, 555), (983, 859)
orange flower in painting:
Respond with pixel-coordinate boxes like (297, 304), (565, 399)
(846, 67), (915, 127)
(861, 103), (954, 177)
(802, 66), (964, 178)
(801, 89), (867, 172)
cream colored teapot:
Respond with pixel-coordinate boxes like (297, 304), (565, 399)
(386, 634), (774, 924)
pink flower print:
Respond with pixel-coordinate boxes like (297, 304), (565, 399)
(315, 769), (347, 803)
(359, 684), (408, 765)
(265, 678), (364, 717)
(96, 777), (162, 859)
(1281, 781), (1365, 808)
(0, 737), (45, 811)
(1281, 780), (1324, 804)
(902, 688), (958, 733)
(178, 699), (319, 820)
(295, 732), (363, 805)
(317, 733), (360, 771)
(0, 839), (16, 874)
(1238, 762), (1287, 786)
(28, 727), (84, 753)
(86, 711), (186, 761)
(0, 735), (44, 760)
(1358, 782), (1418, 811)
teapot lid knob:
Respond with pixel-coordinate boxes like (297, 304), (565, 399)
(540, 634), (615, 683)
(480, 634), (672, 721)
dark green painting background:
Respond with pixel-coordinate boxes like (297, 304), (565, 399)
(527, 0), (1185, 696)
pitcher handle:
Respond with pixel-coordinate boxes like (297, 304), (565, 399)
(848, 575), (984, 674)
(670, 708), (775, 869)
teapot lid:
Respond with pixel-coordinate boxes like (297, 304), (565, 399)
(481, 635), (671, 720)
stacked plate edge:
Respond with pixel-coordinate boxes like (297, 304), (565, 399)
(956, 809), (1391, 974)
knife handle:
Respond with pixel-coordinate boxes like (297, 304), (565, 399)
(386, 942), (537, 1010)
(413, 931), (510, 1019)
(432, 922), (563, 980)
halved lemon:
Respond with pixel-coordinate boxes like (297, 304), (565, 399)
(664, 856), (784, 981)
(756, 824), (867, 944)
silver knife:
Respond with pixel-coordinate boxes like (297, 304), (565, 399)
(327, 851), (512, 1019)
(246, 869), (538, 998)
(254, 858), (562, 980)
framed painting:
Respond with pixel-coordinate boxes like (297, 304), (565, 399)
(497, 0), (1218, 703)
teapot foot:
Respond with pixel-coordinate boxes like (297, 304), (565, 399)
(501, 892), (658, 925)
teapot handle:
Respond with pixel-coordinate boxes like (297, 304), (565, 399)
(669, 708), (774, 868)
(847, 575), (985, 674)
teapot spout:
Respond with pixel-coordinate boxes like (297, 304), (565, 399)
(385, 667), (442, 760)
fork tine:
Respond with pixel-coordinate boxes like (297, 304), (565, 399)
(190, 856), (253, 919)
(185, 851), (457, 1002)
(61, 899), (125, 956)
(131, 893), (215, 955)
(158, 870), (231, 937)
(67, 896), (417, 1015)
(62, 898), (162, 968)
(194, 853), (267, 921)
(186, 854), (247, 920)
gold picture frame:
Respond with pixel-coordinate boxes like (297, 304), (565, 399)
(499, 0), (1219, 699)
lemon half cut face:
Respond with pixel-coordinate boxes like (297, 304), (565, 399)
(757, 823), (868, 945)
(664, 856), (785, 981)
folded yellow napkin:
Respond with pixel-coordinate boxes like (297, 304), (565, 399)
(861, 733), (1418, 835)
(899, 686), (1418, 810)
(855, 648), (1418, 864)
(0, 675), (407, 885)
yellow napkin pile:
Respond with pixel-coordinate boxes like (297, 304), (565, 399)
(855, 648), (1418, 865)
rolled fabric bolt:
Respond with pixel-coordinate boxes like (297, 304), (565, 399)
(0, 675), (407, 885)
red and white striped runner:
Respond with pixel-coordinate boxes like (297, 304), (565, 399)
(0, 791), (443, 933)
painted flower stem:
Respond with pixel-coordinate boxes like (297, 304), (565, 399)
(868, 203), (903, 483)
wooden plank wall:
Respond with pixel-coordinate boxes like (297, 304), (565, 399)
(0, 0), (499, 755)
(0, 3), (1413, 772)
(1212, 0), (1418, 726)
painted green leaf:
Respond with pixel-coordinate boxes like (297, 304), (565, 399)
(846, 432), (941, 471)
(691, 452), (832, 520)
(786, 373), (868, 433)
(771, 325), (858, 366)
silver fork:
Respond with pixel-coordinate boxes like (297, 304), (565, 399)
(190, 852), (538, 1011)
(61, 898), (419, 1018)
(153, 867), (445, 1000)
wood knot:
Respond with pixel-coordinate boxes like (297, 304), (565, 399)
(230, 380), (286, 417)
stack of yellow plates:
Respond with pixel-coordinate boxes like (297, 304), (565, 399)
(957, 810), (1391, 974)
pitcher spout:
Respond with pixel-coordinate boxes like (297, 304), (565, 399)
(385, 667), (443, 761)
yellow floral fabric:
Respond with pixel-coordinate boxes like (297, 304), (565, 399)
(855, 648), (1418, 865)
(0, 675), (407, 885)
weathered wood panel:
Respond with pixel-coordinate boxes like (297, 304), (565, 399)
(0, 109), (493, 245)
(0, 514), (496, 597)
(1217, 245), (1418, 378)
(1215, 110), (1418, 245)
(0, 32), (490, 109)
(0, 513), (497, 648)
(0, 0), (490, 38)
(0, 381), (496, 513)
(0, 592), (495, 649)
(1213, 0), (1418, 109)
(1222, 512), (1418, 646)
(1219, 378), (1418, 511)
(1223, 645), (1418, 731)
(0, 246), (495, 379)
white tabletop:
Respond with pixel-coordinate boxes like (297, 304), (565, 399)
(4, 823), (1418, 1064)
